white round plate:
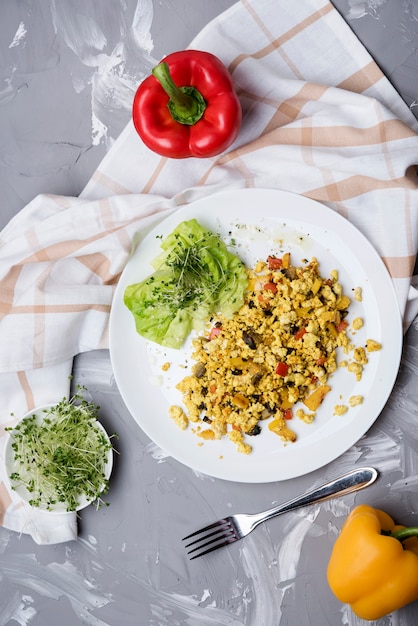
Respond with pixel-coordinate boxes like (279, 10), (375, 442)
(110, 188), (402, 483)
(5, 404), (113, 512)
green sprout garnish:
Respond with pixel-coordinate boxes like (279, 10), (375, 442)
(6, 388), (117, 512)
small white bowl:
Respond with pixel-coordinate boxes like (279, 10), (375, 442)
(5, 404), (113, 513)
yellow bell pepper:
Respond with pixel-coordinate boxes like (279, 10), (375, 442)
(327, 504), (418, 621)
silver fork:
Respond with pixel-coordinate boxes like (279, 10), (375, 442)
(182, 466), (378, 559)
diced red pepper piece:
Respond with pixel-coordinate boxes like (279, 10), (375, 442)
(336, 320), (349, 333)
(267, 255), (283, 270)
(294, 327), (307, 340)
(209, 325), (222, 340)
(264, 281), (277, 294)
(283, 408), (293, 420)
(275, 362), (289, 376)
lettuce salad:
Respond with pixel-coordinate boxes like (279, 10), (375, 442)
(124, 219), (248, 349)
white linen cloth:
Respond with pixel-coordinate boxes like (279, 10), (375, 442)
(0, 0), (417, 543)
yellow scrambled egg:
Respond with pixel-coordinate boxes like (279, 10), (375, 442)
(169, 253), (381, 454)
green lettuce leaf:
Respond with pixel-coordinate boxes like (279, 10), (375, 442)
(124, 219), (248, 349)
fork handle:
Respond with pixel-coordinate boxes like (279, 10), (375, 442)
(250, 467), (378, 529)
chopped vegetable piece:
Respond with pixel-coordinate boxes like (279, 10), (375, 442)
(232, 394), (250, 409)
(264, 281), (278, 293)
(267, 255), (283, 270)
(294, 327), (307, 340)
(268, 417), (297, 442)
(282, 252), (291, 268)
(275, 362), (289, 377)
(303, 384), (331, 411)
(336, 320), (349, 333)
(209, 325), (222, 340)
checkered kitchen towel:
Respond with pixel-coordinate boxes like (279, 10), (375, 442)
(1, 0), (417, 543)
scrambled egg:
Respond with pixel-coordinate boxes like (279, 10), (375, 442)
(366, 339), (382, 352)
(353, 287), (363, 302)
(333, 404), (349, 416)
(349, 395), (363, 407)
(169, 253), (381, 454)
(352, 317), (363, 331)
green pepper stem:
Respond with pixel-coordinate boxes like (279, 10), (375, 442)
(390, 527), (418, 542)
(152, 62), (206, 126)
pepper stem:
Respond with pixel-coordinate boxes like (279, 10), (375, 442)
(390, 527), (418, 542)
(152, 62), (206, 126)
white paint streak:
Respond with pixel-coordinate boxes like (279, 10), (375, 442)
(8, 595), (36, 626)
(51, 8), (107, 57)
(277, 509), (320, 582)
(149, 590), (245, 625)
(192, 469), (216, 481)
(240, 532), (283, 625)
(200, 588), (212, 603)
(326, 495), (353, 520)
(342, 602), (403, 625)
(144, 441), (170, 461)
(8, 22), (27, 48)
(346, 0), (387, 20)
(1, 553), (113, 624)
(49, 0), (155, 147)
(0, 76), (17, 105)
(92, 112), (109, 148)
(337, 426), (403, 475)
(131, 0), (154, 53)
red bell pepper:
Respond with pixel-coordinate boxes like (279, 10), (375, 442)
(132, 50), (242, 159)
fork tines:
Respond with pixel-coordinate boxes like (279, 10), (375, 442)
(182, 518), (238, 559)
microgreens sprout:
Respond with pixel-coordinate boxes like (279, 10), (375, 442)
(155, 237), (232, 312)
(6, 388), (117, 512)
